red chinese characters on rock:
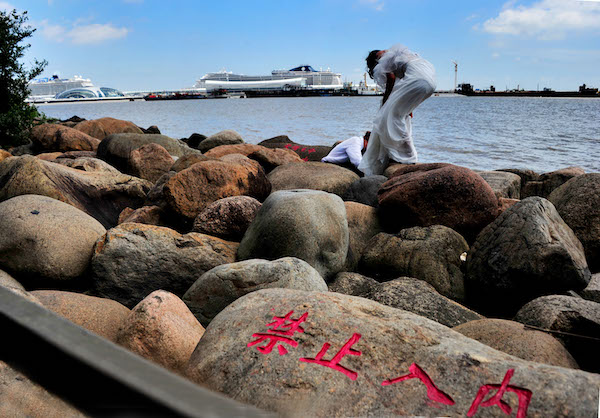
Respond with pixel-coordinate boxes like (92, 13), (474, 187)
(382, 363), (455, 406)
(299, 333), (362, 381)
(467, 369), (532, 418)
(247, 310), (308, 356)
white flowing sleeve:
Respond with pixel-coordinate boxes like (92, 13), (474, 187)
(373, 44), (419, 89)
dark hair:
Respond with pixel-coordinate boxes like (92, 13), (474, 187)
(364, 131), (371, 141)
(366, 50), (381, 79)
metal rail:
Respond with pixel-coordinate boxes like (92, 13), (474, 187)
(0, 285), (272, 417)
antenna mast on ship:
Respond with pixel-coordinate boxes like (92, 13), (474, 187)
(452, 61), (458, 92)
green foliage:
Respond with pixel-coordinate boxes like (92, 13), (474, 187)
(0, 9), (47, 148)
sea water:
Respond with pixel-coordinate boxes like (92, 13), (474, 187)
(37, 96), (600, 173)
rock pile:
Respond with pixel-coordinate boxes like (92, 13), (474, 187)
(1, 116), (598, 416)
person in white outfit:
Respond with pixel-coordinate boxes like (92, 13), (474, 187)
(321, 131), (370, 169)
(358, 44), (436, 176)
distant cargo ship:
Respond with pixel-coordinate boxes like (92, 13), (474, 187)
(456, 83), (599, 98)
(195, 65), (344, 91)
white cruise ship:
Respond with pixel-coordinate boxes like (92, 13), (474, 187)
(195, 65), (343, 91)
(27, 75), (95, 100)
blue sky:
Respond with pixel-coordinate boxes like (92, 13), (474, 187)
(8, 0), (600, 91)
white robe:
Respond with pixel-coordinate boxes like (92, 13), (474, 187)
(321, 136), (364, 168)
(358, 45), (436, 176)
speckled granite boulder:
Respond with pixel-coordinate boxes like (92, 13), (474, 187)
(192, 196), (261, 241)
(549, 173), (600, 272)
(116, 290), (204, 374)
(237, 190), (348, 280)
(186, 288), (600, 417)
(514, 295), (600, 372)
(360, 225), (468, 302)
(91, 223), (238, 308)
(184, 257), (327, 326)
(453, 319), (578, 369)
(268, 162), (359, 197)
(0, 195), (105, 282)
(329, 273), (482, 328)
(466, 197), (590, 317)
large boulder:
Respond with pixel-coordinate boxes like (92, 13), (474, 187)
(257, 136), (332, 161)
(330, 273), (482, 328)
(204, 143), (262, 159)
(192, 196), (261, 241)
(549, 173), (600, 272)
(453, 319), (578, 369)
(360, 225), (469, 302)
(268, 162), (359, 197)
(97, 133), (199, 173)
(129, 143), (174, 183)
(466, 197), (591, 317)
(0, 195), (105, 282)
(237, 190), (348, 280)
(170, 154), (213, 172)
(74, 117), (143, 139)
(342, 175), (387, 207)
(184, 257), (327, 326)
(0, 361), (87, 418)
(521, 166), (585, 199)
(30, 123), (100, 152)
(514, 295), (600, 372)
(163, 156), (270, 222)
(186, 288), (600, 417)
(52, 156), (121, 175)
(91, 223), (238, 308)
(247, 147), (303, 173)
(31, 290), (130, 342)
(197, 130), (244, 153)
(343, 202), (381, 271)
(476, 170), (521, 199)
(0, 155), (151, 228)
(378, 163), (498, 242)
(116, 290), (205, 374)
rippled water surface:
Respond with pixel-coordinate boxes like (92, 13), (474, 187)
(38, 96), (600, 173)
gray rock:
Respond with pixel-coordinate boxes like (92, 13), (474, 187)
(330, 273), (482, 328)
(0, 195), (106, 282)
(197, 130), (244, 153)
(192, 196), (261, 241)
(91, 223), (238, 308)
(514, 295), (600, 372)
(476, 170), (521, 199)
(548, 173), (600, 272)
(184, 257), (327, 326)
(97, 133), (199, 173)
(0, 268), (25, 291)
(454, 319), (578, 369)
(341, 175), (387, 207)
(186, 288), (600, 417)
(237, 190), (348, 280)
(268, 162), (360, 197)
(466, 197), (591, 317)
(581, 273), (600, 303)
(343, 202), (381, 272)
(497, 168), (539, 185)
(521, 166), (585, 199)
(360, 225), (468, 302)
